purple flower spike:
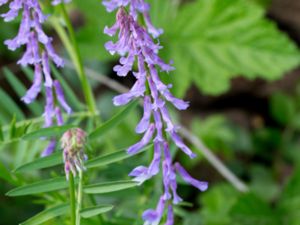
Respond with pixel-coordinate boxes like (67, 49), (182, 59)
(1, 0), (72, 160)
(175, 162), (208, 192)
(104, 3), (207, 224)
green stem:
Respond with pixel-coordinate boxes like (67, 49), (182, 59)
(69, 173), (76, 225)
(76, 171), (83, 225)
(57, 4), (97, 115)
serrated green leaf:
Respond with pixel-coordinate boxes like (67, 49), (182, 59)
(20, 204), (69, 225)
(80, 205), (114, 218)
(89, 100), (138, 140)
(85, 144), (151, 169)
(14, 152), (63, 173)
(23, 124), (76, 140)
(6, 177), (70, 196)
(84, 180), (137, 194)
(155, 0), (300, 96)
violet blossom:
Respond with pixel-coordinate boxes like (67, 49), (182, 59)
(103, 3), (208, 225)
(1, 0), (72, 156)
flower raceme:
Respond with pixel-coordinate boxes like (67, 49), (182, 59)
(1, 0), (72, 156)
(103, 5), (208, 225)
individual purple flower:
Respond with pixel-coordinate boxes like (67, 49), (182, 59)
(142, 197), (165, 225)
(104, 5), (207, 225)
(175, 163), (208, 192)
(41, 139), (57, 157)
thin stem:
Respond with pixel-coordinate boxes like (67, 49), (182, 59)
(76, 171), (83, 225)
(69, 173), (76, 225)
(56, 4), (97, 115)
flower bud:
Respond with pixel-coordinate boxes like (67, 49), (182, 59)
(61, 128), (87, 179)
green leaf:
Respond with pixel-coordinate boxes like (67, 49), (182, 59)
(89, 100), (138, 140)
(0, 88), (25, 121)
(270, 92), (296, 125)
(156, 0), (300, 96)
(14, 152), (63, 173)
(0, 161), (16, 185)
(84, 180), (137, 194)
(23, 124), (76, 140)
(0, 122), (3, 141)
(80, 205), (114, 218)
(3, 67), (42, 116)
(85, 145), (151, 169)
(6, 177), (70, 196)
(20, 204), (69, 225)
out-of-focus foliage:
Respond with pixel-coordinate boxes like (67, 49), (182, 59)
(74, 0), (300, 96)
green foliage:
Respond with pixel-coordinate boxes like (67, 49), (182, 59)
(6, 177), (71, 197)
(159, 0), (300, 96)
(74, 0), (300, 97)
(80, 205), (114, 218)
(84, 180), (138, 194)
(89, 100), (138, 140)
(270, 92), (296, 125)
(20, 204), (69, 225)
(14, 152), (63, 173)
(23, 124), (77, 140)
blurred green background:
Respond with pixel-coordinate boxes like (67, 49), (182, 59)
(1, 0), (300, 224)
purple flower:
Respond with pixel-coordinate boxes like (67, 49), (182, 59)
(175, 163), (208, 192)
(1, 0), (72, 157)
(127, 124), (155, 155)
(142, 197), (165, 225)
(21, 64), (42, 104)
(104, 4), (207, 225)
(103, 0), (162, 38)
(53, 80), (72, 114)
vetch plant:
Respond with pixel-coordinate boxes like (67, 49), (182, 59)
(1, 0), (300, 225)
(103, 4), (208, 224)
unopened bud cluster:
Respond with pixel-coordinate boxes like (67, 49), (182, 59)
(61, 128), (88, 179)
